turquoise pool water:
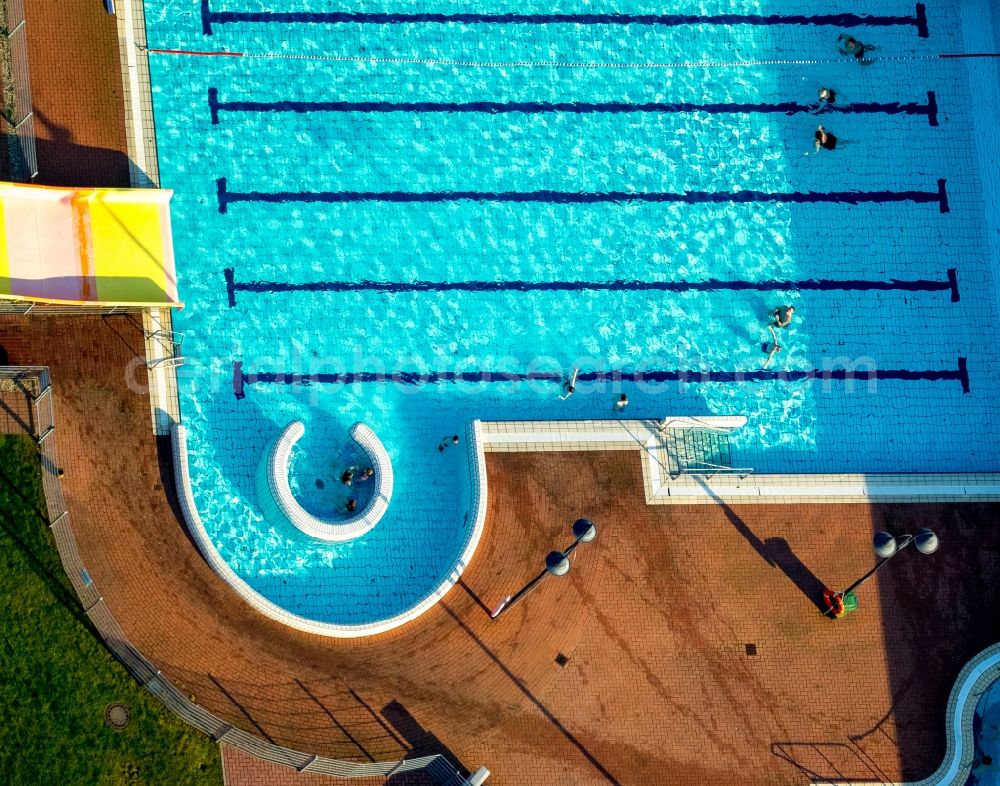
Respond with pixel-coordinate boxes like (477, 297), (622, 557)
(970, 680), (1000, 786)
(145, 0), (1000, 625)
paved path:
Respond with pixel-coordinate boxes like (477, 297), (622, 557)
(8, 6), (1000, 783)
(3, 315), (1000, 786)
(23, 0), (129, 186)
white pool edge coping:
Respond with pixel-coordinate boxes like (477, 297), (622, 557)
(812, 643), (1000, 786)
(477, 419), (1000, 504)
(171, 420), (489, 638)
(116, 0), (159, 188)
(263, 421), (393, 542)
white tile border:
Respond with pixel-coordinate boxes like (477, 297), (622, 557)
(141, 308), (181, 435)
(258, 420), (392, 542)
(477, 419), (1000, 504)
(813, 643), (1000, 786)
(116, 0), (159, 187)
(170, 419), (489, 638)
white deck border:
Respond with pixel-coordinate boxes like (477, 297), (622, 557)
(115, 0), (159, 188)
(477, 419), (1000, 504)
(259, 421), (392, 542)
(171, 420), (489, 638)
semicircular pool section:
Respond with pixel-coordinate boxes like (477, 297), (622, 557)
(148, 0), (1000, 632)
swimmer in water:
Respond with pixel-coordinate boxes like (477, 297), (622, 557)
(814, 125), (838, 151)
(773, 305), (795, 328)
(559, 368), (579, 400)
(836, 33), (874, 61)
(763, 325), (782, 369)
(814, 86), (837, 113)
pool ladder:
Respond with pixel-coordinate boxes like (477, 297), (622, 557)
(661, 427), (754, 480)
(144, 328), (185, 368)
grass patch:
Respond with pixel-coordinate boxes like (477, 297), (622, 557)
(0, 435), (221, 786)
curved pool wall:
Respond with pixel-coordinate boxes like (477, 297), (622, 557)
(141, 0), (1000, 630)
(256, 421), (393, 542)
(174, 420), (488, 637)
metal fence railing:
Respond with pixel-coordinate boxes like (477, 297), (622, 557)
(0, 301), (145, 315)
(3, 0), (38, 179)
(0, 366), (474, 783)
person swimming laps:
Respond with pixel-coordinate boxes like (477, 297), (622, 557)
(762, 325), (782, 369)
(837, 33), (874, 60)
(817, 87), (837, 109)
(814, 124), (837, 151)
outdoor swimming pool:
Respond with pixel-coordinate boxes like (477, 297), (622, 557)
(144, 0), (1000, 629)
(970, 680), (1000, 786)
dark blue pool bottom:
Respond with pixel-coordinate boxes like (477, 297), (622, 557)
(207, 88), (939, 127)
(216, 178), (950, 213)
(200, 0), (929, 38)
(222, 268), (959, 308)
(231, 358), (970, 399)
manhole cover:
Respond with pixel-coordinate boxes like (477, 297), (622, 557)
(104, 703), (131, 730)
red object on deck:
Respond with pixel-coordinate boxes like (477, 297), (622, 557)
(823, 588), (845, 618)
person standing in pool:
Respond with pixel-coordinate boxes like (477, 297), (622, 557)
(773, 305), (795, 328)
(815, 87), (837, 113)
(814, 125), (837, 151)
(836, 33), (874, 61)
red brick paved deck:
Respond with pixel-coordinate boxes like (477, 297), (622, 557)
(23, 0), (130, 186)
(9, 8), (1000, 782)
(2, 315), (1000, 786)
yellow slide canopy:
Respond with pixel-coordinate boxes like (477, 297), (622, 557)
(0, 182), (181, 308)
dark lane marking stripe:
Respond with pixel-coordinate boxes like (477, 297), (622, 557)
(201, 0), (929, 37)
(223, 267), (959, 307)
(232, 356), (970, 399)
(216, 177), (951, 214)
(208, 88), (939, 127)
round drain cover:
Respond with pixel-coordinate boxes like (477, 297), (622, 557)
(104, 702), (131, 730)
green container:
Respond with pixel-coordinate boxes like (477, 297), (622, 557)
(843, 591), (859, 613)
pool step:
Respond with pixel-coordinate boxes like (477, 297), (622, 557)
(661, 427), (740, 478)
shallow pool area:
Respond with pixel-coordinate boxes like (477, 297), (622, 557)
(143, 0), (1000, 629)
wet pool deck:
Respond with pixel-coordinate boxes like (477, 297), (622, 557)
(4, 314), (1000, 786)
(11, 4), (1000, 784)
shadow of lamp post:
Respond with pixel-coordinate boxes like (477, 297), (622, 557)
(490, 518), (597, 620)
(823, 528), (939, 618)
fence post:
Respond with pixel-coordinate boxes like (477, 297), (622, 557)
(4, 0), (38, 179)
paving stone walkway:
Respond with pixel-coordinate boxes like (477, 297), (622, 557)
(4, 314), (1000, 786)
(9, 5), (1000, 784)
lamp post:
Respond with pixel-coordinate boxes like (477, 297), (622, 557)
(490, 519), (597, 620)
(824, 528), (939, 618)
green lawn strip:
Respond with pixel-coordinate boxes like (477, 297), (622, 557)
(0, 435), (222, 786)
